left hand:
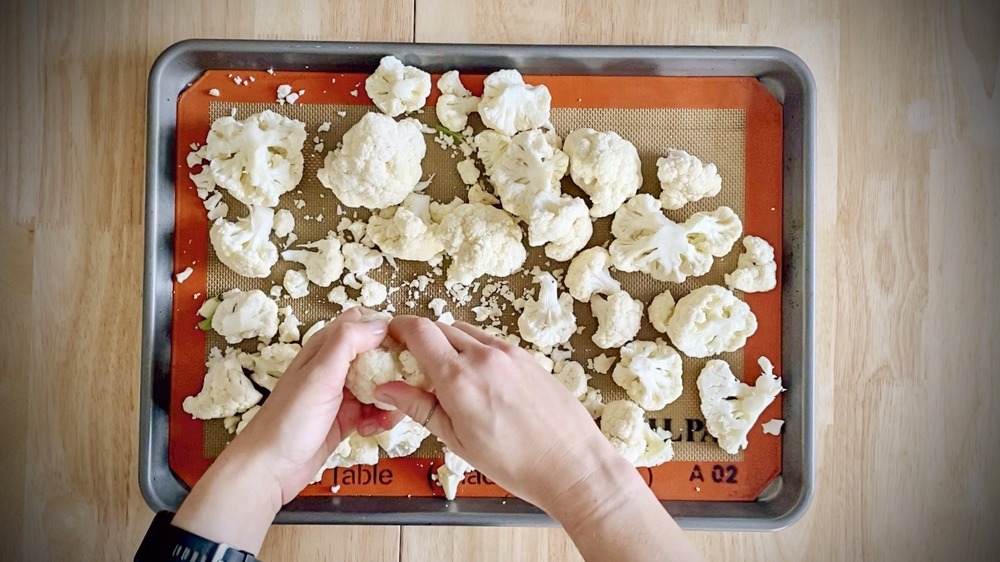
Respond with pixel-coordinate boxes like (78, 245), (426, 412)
(173, 307), (405, 553)
(234, 306), (407, 502)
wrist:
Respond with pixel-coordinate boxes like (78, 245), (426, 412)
(173, 443), (283, 554)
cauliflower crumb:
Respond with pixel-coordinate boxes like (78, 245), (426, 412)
(208, 88), (220, 97)
(592, 353), (615, 374)
(318, 122), (332, 133)
(175, 267), (194, 283)
(761, 419), (785, 436)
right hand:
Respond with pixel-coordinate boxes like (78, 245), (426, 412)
(372, 316), (623, 511)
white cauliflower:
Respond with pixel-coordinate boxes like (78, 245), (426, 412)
(436, 203), (527, 285)
(182, 347), (262, 420)
(698, 357), (782, 455)
(342, 242), (384, 276)
(600, 400), (647, 463)
(277, 306), (300, 343)
(211, 289), (279, 344)
(375, 416), (431, 458)
(366, 193), (445, 262)
(581, 386), (605, 419)
(724, 235), (778, 293)
(467, 182), (499, 206)
(666, 285), (758, 358)
(648, 290), (676, 333)
(436, 447), (474, 500)
(281, 233), (344, 287)
(590, 290), (642, 349)
(477, 69), (551, 135)
(524, 194), (593, 262)
(436, 70), (480, 132)
(563, 128), (642, 218)
(565, 247), (621, 302)
(553, 360), (588, 399)
(613, 340), (683, 411)
(517, 272), (577, 349)
(456, 158), (481, 186)
(210, 205), (278, 278)
(657, 148), (722, 210)
(205, 110), (307, 207)
(346, 335), (431, 410)
(364, 55), (431, 117)
(488, 129), (568, 218)
(684, 206), (743, 258)
(359, 277), (388, 307)
(319, 433), (380, 474)
(240, 342), (301, 391)
(282, 269), (310, 299)
(273, 209), (295, 238)
(634, 426), (675, 468)
(472, 130), (511, 175)
(608, 194), (709, 283)
(317, 112), (426, 209)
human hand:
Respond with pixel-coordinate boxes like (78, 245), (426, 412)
(372, 316), (627, 514)
(173, 307), (405, 553)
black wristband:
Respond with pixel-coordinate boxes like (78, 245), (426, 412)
(135, 511), (258, 562)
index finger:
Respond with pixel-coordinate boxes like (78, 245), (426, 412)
(388, 316), (459, 383)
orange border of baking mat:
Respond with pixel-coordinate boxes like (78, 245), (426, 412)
(170, 71), (783, 502)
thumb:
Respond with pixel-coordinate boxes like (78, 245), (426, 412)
(374, 382), (453, 440)
(307, 309), (389, 374)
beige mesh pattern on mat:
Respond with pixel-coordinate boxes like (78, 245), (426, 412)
(201, 102), (746, 464)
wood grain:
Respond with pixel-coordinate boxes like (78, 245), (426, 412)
(1, 0), (998, 560)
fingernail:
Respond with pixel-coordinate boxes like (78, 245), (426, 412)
(359, 420), (378, 435)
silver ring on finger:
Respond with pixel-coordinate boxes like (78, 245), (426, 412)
(421, 401), (439, 427)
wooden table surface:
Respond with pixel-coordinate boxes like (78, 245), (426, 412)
(2, 0), (998, 560)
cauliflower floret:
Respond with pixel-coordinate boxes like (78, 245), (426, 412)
(613, 340), (683, 411)
(281, 233), (344, 287)
(205, 110), (307, 207)
(467, 182), (499, 206)
(359, 277), (388, 307)
(635, 426), (675, 468)
(375, 416), (431, 458)
(563, 128), (642, 218)
(273, 209), (295, 238)
(648, 290), (676, 333)
(211, 289), (279, 344)
(317, 112), (426, 209)
(666, 285), (757, 358)
(489, 129), (568, 219)
(429, 196), (464, 224)
(581, 386), (605, 419)
(565, 247), (621, 302)
(342, 242), (384, 276)
(277, 306), (300, 343)
(282, 269), (310, 299)
(364, 55), (431, 117)
(697, 357), (783, 455)
(600, 400), (647, 463)
(472, 130), (511, 176)
(456, 158), (481, 186)
(319, 433), (380, 474)
(517, 272), (577, 348)
(590, 290), (642, 349)
(346, 333), (432, 411)
(524, 193), (593, 262)
(436, 447), (474, 500)
(608, 194), (708, 283)
(436, 70), (480, 132)
(724, 235), (777, 293)
(367, 193), (445, 261)
(182, 347), (262, 420)
(210, 205), (279, 278)
(683, 206), (743, 258)
(477, 69), (551, 135)
(657, 149), (722, 210)
(240, 342), (301, 391)
(553, 360), (588, 399)
(436, 203), (527, 285)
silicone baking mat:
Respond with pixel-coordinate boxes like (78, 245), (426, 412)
(169, 70), (783, 502)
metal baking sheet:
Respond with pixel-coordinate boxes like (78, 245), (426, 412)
(141, 40), (815, 530)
